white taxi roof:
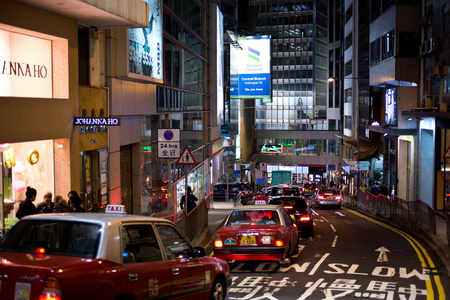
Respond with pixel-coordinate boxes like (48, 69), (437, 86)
(232, 204), (281, 211)
(21, 212), (172, 226)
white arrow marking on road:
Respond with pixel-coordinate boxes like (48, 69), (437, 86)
(335, 212), (345, 217)
(375, 246), (390, 262)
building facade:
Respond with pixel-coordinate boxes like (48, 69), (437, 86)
(0, 0), (148, 223)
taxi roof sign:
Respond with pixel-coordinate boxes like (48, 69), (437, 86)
(105, 205), (126, 214)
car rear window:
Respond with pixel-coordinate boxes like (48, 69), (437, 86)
(269, 197), (307, 209)
(226, 210), (280, 226)
(0, 220), (101, 258)
(319, 190), (339, 195)
(270, 187), (300, 196)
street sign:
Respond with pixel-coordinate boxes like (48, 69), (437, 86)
(157, 129), (181, 158)
(158, 129), (180, 142)
(177, 146), (196, 165)
(158, 142), (180, 159)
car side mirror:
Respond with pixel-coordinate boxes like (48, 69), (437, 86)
(192, 246), (206, 258)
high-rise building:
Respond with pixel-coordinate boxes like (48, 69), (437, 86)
(236, 1), (340, 186)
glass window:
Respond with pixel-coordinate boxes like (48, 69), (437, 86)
(155, 224), (191, 260)
(122, 224), (162, 264)
(0, 220), (101, 258)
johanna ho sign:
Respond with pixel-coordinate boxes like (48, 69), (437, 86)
(74, 117), (121, 126)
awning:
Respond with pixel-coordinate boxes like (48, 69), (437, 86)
(357, 145), (382, 161)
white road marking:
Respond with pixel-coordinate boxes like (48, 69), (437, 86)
(308, 253), (330, 275)
(330, 224), (337, 232)
(331, 235), (338, 247)
(375, 246), (390, 262)
(335, 211), (345, 217)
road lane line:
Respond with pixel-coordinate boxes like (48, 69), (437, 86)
(331, 235), (338, 247)
(345, 207), (445, 300)
(308, 253), (330, 275)
(330, 224), (337, 232)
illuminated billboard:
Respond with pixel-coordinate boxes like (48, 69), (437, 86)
(128, 0), (163, 82)
(216, 7), (224, 125)
(230, 36), (271, 100)
(0, 25), (68, 99)
(385, 88), (397, 126)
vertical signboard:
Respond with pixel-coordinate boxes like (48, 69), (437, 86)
(128, 0), (163, 82)
(230, 36), (271, 100)
(216, 7), (224, 125)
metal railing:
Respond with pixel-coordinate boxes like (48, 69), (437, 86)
(163, 197), (208, 242)
(342, 189), (436, 235)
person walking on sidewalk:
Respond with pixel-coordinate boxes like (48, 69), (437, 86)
(180, 186), (198, 213)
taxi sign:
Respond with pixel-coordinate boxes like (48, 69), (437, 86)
(105, 205), (126, 214)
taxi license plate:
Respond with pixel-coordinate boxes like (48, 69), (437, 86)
(255, 200), (265, 205)
(326, 197), (333, 200)
(240, 235), (256, 245)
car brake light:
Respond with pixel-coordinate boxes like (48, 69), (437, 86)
(34, 247), (46, 254)
(292, 223), (297, 228)
(284, 205), (293, 209)
(336, 196), (341, 200)
(39, 276), (62, 300)
(317, 195), (324, 200)
(214, 233), (223, 248)
(275, 231), (284, 247)
(300, 216), (311, 222)
(324, 193), (333, 196)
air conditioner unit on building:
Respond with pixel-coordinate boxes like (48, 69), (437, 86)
(435, 65), (448, 75)
(430, 37), (440, 52)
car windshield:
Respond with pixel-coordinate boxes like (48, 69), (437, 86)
(226, 210), (280, 226)
(0, 220), (101, 258)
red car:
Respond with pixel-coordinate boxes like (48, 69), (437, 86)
(213, 205), (299, 265)
(0, 205), (231, 300)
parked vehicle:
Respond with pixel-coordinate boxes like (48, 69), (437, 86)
(269, 196), (314, 238)
(313, 188), (342, 209)
(213, 205), (299, 265)
(0, 205), (231, 300)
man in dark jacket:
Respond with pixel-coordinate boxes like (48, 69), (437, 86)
(379, 182), (389, 197)
(36, 192), (55, 213)
(370, 182), (380, 196)
(180, 186), (198, 213)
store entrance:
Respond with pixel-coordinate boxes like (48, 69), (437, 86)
(80, 150), (101, 211)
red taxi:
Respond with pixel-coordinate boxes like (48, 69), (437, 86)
(213, 205), (299, 265)
(0, 205), (231, 300)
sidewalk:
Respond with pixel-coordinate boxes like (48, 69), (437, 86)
(192, 201), (233, 249)
(425, 212), (450, 277)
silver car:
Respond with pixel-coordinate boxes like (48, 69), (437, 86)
(313, 189), (342, 209)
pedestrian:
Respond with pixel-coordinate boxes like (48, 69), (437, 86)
(53, 195), (69, 212)
(370, 181), (380, 196)
(16, 186), (38, 219)
(36, 191), (55, 213)
(180, 186), (198, 213)
(67, 191), (86, 212)
(379, 181), (389, 197)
